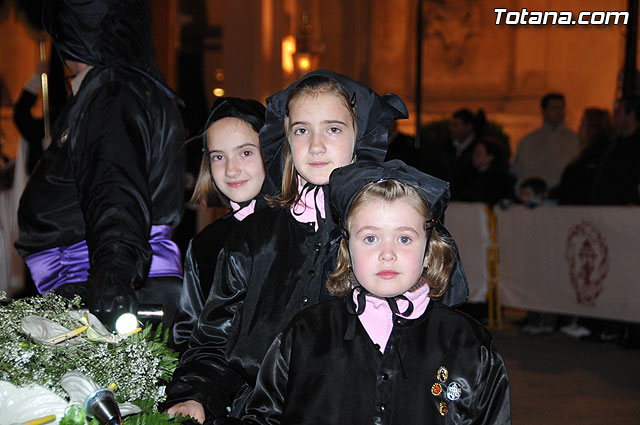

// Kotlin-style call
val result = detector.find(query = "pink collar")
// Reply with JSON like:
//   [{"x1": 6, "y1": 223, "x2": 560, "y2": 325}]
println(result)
[
  {"x1": 290, "y1": 177, "x2": 325, "y2": 231},
  {"x1": 230, "y1": 199, "x2": 256, "y2": 221},
  {"x1": 355, "y1": 283, "x2": 430, "y2": 353}
]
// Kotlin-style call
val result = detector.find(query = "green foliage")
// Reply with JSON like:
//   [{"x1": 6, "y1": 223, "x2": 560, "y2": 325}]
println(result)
[
  {"x1": 123, "y1": 411, "x2": 185, "y2": 425},
  {"x1": 59, "y1": 404, "x2": 182, "y2": 425}
]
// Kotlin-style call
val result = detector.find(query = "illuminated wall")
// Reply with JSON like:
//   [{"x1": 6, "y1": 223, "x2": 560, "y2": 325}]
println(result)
[{"x1": 0, "y1": 0, "x2": 633, "y2": 158}]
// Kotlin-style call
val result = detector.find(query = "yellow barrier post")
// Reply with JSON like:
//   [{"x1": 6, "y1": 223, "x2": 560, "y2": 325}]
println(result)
[{"x1": 485, "y1": 206, "x2": 503, "y2": 329}]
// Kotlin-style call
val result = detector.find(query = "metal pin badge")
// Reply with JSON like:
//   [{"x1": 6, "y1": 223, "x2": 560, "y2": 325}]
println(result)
[
  {"x1": 437, "y1": 366, "x2": 448, "y2": 382},
  {"x1": 439, "y1": 401, "x2": 448, "y2": 416},
  {"x1": 446, "y1": 381, "x2": 462, "y2": 401},
  {"x1": 431, "y1": 382, "x2": 443, "y2": 396}
]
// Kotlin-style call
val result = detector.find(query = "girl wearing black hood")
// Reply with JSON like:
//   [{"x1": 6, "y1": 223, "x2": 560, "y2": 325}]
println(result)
[
  {"x1": 164, "y1": 70, "x2": 408, "y2": 423},
  {"x1": 171, "y1": 97, "x2": 267, "y2": 353}
]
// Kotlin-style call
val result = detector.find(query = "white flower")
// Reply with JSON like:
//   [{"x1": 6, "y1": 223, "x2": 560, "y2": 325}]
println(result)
[
  {"x1": 60, "y1": 371, "x2": 141, "y2": 417},
  {"x1": 0, "y1": 381, "x2": 66, "y2": 425}
]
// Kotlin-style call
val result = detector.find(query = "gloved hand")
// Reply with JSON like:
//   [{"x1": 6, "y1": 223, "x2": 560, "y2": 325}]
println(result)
[{"x1": 86, "y1": 275, "x2": 139, "y2": 331}]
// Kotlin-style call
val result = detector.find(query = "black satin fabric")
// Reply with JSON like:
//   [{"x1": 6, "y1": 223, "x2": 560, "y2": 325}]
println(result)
[
  {"x1": 15, "y1": 66, "x2": 185, "y2": 289},
  {"x1": 172, "y1": 214, "x2": 238, "y2": 353},
  {"x1": 163, "y1": 207, "x2": 337, "y2": 420},
  {"x1": 235, "y1": 299, "x2": 511, "y2": 425}
]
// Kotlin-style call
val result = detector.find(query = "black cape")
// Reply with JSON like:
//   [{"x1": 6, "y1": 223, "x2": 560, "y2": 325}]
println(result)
[
  {"x1": 172, "y1": 213, "x2": 239, "y2": 353},
  {"x1": 236, "y1": 299, "x2": 511, "y2": 424}
]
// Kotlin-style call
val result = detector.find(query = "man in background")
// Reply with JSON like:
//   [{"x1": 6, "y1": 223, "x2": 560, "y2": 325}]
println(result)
[{"x1": 511, "y1": 93, "x2": 580, "y2": 191}]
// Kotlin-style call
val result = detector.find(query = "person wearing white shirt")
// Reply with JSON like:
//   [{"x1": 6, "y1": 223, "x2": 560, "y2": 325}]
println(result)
[{"x1": 511, "y1": 93, "x2": 580, "y2": 190}]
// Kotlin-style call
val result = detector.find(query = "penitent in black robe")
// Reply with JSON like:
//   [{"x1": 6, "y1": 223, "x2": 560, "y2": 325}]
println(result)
[{"x1": 16, "y1": 1, "x2": 185, "y2": 311}]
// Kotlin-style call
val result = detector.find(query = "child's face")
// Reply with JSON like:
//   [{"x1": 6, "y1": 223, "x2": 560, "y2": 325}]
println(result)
[
  {"x1": 207, "y1": 117, "x2": 265, "y2": 203},
  {"x1": 519, "y1": 187, "x2": 535, "y2": 203},
  {"x1": 348, "y1": 198, "x2": 428, "y2": 298},
  {"x1": 472, "y1": 143, "x2": 493, "y2": 172},
  {"x1": 288, "y1": 92, "x2": 355, "y2": 185}
]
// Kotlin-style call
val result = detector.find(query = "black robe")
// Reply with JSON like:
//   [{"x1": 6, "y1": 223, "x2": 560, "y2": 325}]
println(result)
[
  {"x1": 172, "y1": 213, "x2": 238, "y2": 353},
  {"x1": 163, "y1": 206, "x2": 336, "y2": 419},
  {"x1": 234, "y1": 298, "x2": 511, "y2": 425}
]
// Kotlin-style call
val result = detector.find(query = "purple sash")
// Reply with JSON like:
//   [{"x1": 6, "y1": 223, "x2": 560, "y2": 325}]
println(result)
[{"x1": 25, "y1": 225, "x2": 183, "y2": 294}]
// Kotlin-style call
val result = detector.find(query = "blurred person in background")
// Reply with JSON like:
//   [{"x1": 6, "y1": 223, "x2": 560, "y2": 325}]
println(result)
[
  {"x1": 554, "y1": 108, "x2": 614, "y2": 205},
  {"x1": 512, "y1": 93, "x2": 580, "y2": 191}
]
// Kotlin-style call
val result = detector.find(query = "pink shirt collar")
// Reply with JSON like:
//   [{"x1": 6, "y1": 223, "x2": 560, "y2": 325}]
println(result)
[
  {"x1": 290, "y1": 177, "x2": 326, "y2": 231},
  {"x1": 355, "y1": 283, "x2": 430, "y2": 353},
  {"x1": 230, "y1": 199, "x2": 256, "y2": 221}
]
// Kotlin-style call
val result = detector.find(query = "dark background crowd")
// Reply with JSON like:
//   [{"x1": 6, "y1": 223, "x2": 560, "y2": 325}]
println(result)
[{"x1": 387, "y1": 92, "x2": 640, "y2": 210}]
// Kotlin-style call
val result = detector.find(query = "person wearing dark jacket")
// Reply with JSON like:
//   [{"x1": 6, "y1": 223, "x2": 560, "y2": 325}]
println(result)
[
  {"x1": 554, "y1": 108, "x2": 614, "y2": 205},
  {"x1": 426, "y1": 108, "x2": 485, "y2": 191},
  {"x1": 15, "y1": 0, "x2": 185, "y2": 330},
  {"x1": 590, "y1": 98, "x2": 640, "y2": 205},
  {"x1": 172, "y1": 97, "x2": 267, "y2": 353},
  {"x1": 218, "y1": 160, "x2": 509, "y2": 425},
  {"x1": 455, "y1": 136, "x2": 516, "y2": 206},
  {"x1": 163, "y1": 70, "x2": 420, "y2": 424}
]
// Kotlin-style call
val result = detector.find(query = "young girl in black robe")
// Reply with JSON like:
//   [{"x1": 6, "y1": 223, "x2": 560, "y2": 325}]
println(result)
[
  {"x1": 164, "y1": 70, "x2": 410, "y2": 423},
  {"x1": 171, "y1": 97, "x2": 266, "y2": 353},
  {"x1": 228, "y1": 160, "x2": 511, "y2": 425}
]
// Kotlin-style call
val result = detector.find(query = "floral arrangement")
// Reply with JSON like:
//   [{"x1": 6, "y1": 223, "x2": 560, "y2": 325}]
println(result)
[{"x1": 0, "y1": 292, "x2": 185, "y2": 424}]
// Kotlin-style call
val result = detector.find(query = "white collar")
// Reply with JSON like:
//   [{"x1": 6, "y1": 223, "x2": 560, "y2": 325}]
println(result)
[{"x1": 71, "y1": 65, "x2": 94, "y2": 95}]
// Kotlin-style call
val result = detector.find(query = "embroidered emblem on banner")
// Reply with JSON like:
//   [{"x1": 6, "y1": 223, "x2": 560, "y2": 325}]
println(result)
[
  {"x1": 446, "y1": 381, "x2": 462, "y2": 401},
  {"x1": 565, "y1": 220, "x2": 609, "y2": 306},
  {"x1": 431, "y1": 382, "x2": 443, "y2": 396}
]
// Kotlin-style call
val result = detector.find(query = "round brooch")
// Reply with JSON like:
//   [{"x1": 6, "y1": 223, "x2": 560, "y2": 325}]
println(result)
[
  {"x1": 446, "y1": 381, "x2": 462, "y2": 401},
  {"x1": 431, "y1": 382, "x2": 443, "y2": 396}
]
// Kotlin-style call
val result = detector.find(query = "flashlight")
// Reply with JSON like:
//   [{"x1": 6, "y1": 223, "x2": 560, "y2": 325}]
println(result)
[{"x1": 113, "y1": 304, "x2": 164, "y2": 335}]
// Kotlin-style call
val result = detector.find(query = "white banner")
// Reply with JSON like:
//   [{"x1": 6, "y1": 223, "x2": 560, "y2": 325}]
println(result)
[
  {"x1": 445, "y1": 202, "x2": 489, "y2": 303},
  {"x1": 496, "y1": 205, "x2": 640, "y2": 322}
]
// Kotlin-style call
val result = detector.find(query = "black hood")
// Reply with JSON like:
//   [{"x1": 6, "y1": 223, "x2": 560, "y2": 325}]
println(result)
[
  {"x1": 43, "y1": 0, "x2": 176, "y2": 98},
  {"x1": 329, "y1": 160, "x2": 469, "y2": 307},
  {"x1": 330, "y1": 160, "x2": 450, "y2": 226},
  {"x1": 203, "y1": 97, "x2": 266, "y2": 143},
  {"x1": 259, "y1": 69, "x2": 408, "y2": 197}
]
